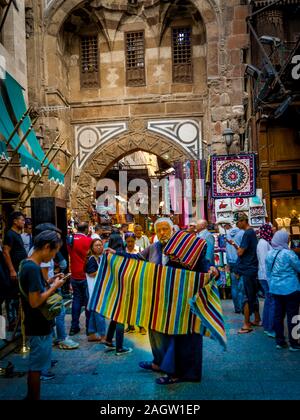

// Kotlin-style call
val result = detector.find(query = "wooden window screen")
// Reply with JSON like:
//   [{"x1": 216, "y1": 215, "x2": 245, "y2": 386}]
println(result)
[
  {"x1": 172, "y1": 27, "x2": 193, "y2": 83},
  {"x1": 125, "y1": 31, "x2": 145, "y2": 86},
  {"x1": 80, "y1": 35, "x2": 99, "y2": 88}
]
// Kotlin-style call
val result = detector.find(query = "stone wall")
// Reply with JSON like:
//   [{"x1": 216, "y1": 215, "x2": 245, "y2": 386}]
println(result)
[
  {"x1": 0, "y1": 1, "x2": 28, "y2": 210},
  {"x1": 26, "y1": 0, "x2": 250, "y2": 215}
]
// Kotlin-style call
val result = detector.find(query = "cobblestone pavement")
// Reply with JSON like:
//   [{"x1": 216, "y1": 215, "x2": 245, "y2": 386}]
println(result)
[{"x1": 0, "y1": 300, "x2": 299, "y2": 400}]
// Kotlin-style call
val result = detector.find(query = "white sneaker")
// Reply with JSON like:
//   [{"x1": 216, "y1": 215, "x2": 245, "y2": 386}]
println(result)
[
  {"x1": 58, "y1": 338, "x2": 79, "y2": 350},
  {"x1": 116, "y1": 347, "x2": 133, "y2": 356}
]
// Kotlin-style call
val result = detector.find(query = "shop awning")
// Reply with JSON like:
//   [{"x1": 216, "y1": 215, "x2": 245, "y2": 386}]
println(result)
[
  {"x1": 0, "y1": 93, "x2": 41, "y2": 174},
  {"x1": 3, "y1": 72, "x2": 64, "y2": 185}
]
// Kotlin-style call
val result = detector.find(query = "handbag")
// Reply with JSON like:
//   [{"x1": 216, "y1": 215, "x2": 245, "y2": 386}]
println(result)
[
  {"x1": 18, "y1": 261, "x2": 63, "y2": 321},
  {"x1": 37, "y1": 292, "x2": 63, "y2": 321}
]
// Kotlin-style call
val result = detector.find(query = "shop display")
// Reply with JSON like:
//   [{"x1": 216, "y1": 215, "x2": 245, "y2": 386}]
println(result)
[
  {"x1": 214, "y1": 189, "x2": 266, "y2": 227},
  {"x1": 231, "y1": 197, "x2": 249, "y2": 212}
]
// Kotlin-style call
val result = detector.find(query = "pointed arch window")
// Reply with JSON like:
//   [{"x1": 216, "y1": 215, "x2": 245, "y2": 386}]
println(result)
[{"x1": 172, "y1": 27, "x2": 193, "y2": 83}]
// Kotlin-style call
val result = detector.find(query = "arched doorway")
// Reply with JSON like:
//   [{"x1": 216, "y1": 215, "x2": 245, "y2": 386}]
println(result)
[{"x1": 72, "y1": 130, "x2": 195, "y2": 220}]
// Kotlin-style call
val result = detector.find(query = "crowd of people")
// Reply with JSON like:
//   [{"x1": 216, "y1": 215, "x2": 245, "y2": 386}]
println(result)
[
  {"x1": 224, "y1": 214, "x2": 300, "y2": 350},
  {"x1": 0, "y1": 211, "x2": 299, "y2": 400}
]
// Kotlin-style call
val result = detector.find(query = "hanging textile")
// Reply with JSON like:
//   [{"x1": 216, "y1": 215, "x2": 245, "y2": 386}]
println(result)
[
  {"x1": 211, "y1": 154, "x2": 256, "y2": 199},
  {"x1": 4, "y1": 73, "x2": 64, "y2": 185},
  {"x1": 189, "y1": 280, "x2": 227, "y2": 349},
  {"x1": 195, "y1": 159, "x2": 206, "y2": 220},
  {"x1": 89, "y1": 254, "x2": 227, "y2": 348},
  {"x1": 173, "y1": 161, "x2": 185, "y2": 227},
  {"x1": 183, "y1": 160, "x2": 192, "y2": 226},
  {"x1": 164, "y1": 231, "x2": 207, "y2": 270}
]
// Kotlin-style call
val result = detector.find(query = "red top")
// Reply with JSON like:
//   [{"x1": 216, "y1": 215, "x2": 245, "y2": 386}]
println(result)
[{"x1": 68, "y1": 233, "x2": 92, "y2": 280}]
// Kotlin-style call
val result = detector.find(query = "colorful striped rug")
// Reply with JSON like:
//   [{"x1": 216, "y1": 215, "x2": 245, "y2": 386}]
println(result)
[
  {"x1": 89, "y1": 254, "x2": 226, "y2": 348},
  {"x1": 164, "y1": 231, "x2": 207, "y2": 270}
]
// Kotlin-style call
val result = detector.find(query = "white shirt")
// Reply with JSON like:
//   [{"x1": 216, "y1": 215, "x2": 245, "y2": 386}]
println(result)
[
  {"x1": 28, "y1": 247, "x2": 55, "y2": 279},
  {"x1": 86, "y1": 255, "x2": 102, "y2": 304},
  {"x1": 257, "y1": 238, "x2": 272, "y2": 281},
  {"x1": 135, "y1": 236, "x2": 150, "y2": 251},
  {"x1": 91, "y1": 233, "x2": 101, "y2": 240},
  {"x1": 21, "y1": 233, "x2": 32, "y2": 255},
  {"x1": 126, "y1": 246, "x2": 140, "y2": 254}
]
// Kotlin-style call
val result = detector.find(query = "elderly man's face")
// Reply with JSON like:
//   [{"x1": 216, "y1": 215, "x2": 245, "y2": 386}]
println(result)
[
  {"x1": 197, "y1": 221, "x2": 207, "y2": 232},
  {"x1": 156, "y1": 222, "x2": 172, "y2": 244}
]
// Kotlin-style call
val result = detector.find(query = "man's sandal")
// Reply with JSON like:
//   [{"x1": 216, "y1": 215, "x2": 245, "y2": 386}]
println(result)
[
  {"x1": 155, "y1": 376, "x2": 181, "y2": 385},
  {"x1": 250, "y1": 322, "x2": 263, "y2": 327},
  {"x1": 238, "y1": 328, "x2": 253, "y2": 334},
  {"x1": 139, "y1": 361, "x2": 161, "y2": 372}
]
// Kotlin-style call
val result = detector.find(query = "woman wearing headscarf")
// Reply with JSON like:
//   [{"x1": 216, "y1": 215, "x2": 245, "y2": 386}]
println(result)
[
  {"x1": 266, "y1": 230, "x2": 300, "y2": 351},
  {"x1": 257, "y1": 224, "x2": 275, "y2": 337}
]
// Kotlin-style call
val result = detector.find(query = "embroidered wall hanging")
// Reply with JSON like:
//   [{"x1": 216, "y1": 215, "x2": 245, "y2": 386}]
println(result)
[{"x1": 211, "y1": 154, "x2": 256, "y2": 198}]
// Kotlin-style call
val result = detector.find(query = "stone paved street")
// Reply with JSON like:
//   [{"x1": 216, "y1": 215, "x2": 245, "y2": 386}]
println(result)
[{"x1": 0, "y1": 300, "x2": 299, "y2": 401}]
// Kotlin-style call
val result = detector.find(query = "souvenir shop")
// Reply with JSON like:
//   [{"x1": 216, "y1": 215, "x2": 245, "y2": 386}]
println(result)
[{"x1": 208, "y1": 153, "x2": 268, "y2": 294}]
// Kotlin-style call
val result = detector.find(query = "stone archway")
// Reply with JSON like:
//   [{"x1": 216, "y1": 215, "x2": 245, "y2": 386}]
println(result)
[{"x1": 72, "y1": 128, "x2": 194, "y2": 216}]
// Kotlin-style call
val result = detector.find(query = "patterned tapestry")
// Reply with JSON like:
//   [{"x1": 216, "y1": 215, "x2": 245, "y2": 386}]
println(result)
[
  {"x1": 89, "y1": 254, "x2": 227, "y2": 348},
  {"x1": 211, "y1": 154, "x2": 256, "y2": 199}
]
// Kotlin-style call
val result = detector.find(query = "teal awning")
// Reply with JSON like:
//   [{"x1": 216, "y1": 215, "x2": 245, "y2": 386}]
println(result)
[
  {"x1": 0, "y1": 137, "x2": 9, "y2": 161},
  {"x1": 3, "y1": 72, "x2": 65, "y2": 186},
  {"x1": 0, "y1": 94, "x2": 41, "y2": 174}
]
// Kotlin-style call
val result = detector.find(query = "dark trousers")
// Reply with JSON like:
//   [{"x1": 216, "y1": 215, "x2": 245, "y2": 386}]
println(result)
[
  {"x1": 149, "y1": 330, "x2": 203, "y2": 381},
  {"x1": 71, "y1": 279, "x2": 90, "y2": 333},
  {"x1": 106, "y1": 321, "x2": 124, "y2": 351},
  {"x1": 0, "y1": 298, "x2": 19, "y2": 325},
  {"x1": 273, "y1": 292, "x2": 300, "y2": 347}
]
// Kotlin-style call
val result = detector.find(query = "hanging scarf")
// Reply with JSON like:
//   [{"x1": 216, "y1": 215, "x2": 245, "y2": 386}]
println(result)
[
  {"x1": 271, "y1": 230, "x2": 289, "y2": 250},
  {"x1": 259, "y1": 224, "x2": 273, "y2": 243}
]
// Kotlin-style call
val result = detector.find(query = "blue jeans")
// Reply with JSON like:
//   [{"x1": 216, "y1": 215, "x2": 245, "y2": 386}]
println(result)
[
  {"x1": 259, "y1": 280, "x2": 275, "y2": 333},
  {"x1": 106, "y1": 321, "x2": 124, "y2": 351},
  {"x1": 71, "y1": 279, "x2": 90, "y2": 333},
  {"x1": 239, "y1": 274, "x2": 259, "y2": 315},
  {"x1": 55, "y1": 304, "x2": 67, "y2": 342},
  {"x1": 229, "y1": 264, "x2": 241, "y2": 313},
  {"x1": 29, "y1": 335, "x2": 52, "y2": 372},
  {"x1": 88, "y1": 312, "x2": 106, "y2": 336}
]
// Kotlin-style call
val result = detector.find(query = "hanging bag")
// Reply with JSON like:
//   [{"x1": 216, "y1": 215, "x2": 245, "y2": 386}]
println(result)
[{"x1": 18, "y1": 261, "x2": 63, "y2": 321}]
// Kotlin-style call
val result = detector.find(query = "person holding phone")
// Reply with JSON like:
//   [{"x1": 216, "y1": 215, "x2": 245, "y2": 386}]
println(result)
[
  {"x1": 224, "y1": 222, "x2": 244, "y2": 314},
  {"x1": 19, "y1": 231, "x2": 66, "y2": 400},
  {"x1": 230, "y1": 214, "x2": 260, "y2": 334}
]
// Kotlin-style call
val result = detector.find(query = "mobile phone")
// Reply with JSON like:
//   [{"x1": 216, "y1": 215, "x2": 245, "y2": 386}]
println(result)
[{"x1": 60, "y1": 273, "x2": 71, "y2": 283}]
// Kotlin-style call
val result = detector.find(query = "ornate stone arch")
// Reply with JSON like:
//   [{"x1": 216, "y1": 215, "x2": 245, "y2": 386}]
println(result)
[{"x1": 72, "y1": 128, "x2": 194, "y2": 216}]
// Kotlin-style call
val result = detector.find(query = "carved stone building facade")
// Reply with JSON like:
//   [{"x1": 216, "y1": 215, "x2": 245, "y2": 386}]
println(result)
[
  {"x1": 0, "y1": 0, "x2": 28, "y2": 225},
  {"x1": 25, "y1": 0, "x2": 250, "y2": 217}
]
